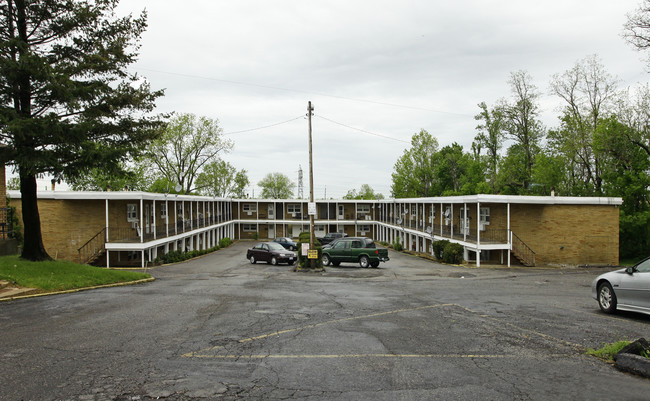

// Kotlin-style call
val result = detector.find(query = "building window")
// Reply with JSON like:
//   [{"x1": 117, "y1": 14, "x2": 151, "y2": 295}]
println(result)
[
  {"x1": 127, "y1": 204, "x2": 138, "y2": 222},
  {"x1": 356, "y1": 204, "x2": 370, "y2": 214},
  {"x1": 160, "y1": 204, "x2": 167, "y2": 219},
  {"x1": 287, "y1": 204, "x2": 301, "y2": 213},
  {"x1": 243, "y1": 203, "x2": 257, "y2": 213},
  {"x1": 480, "y1": 207, "x2": 490, "y2": 230},
  {"x1": 243, "y1": 223, "x2": 257, "y2": 232},
  {"x1": 358, "y1": 225, "x2": 370, "y2": 232},
  {"x1": 444, "y1": 206, "x2": 451, "y2": 226}
]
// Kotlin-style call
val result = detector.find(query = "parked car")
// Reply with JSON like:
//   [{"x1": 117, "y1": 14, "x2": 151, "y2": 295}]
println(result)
[
  {"x1": 318, "y1": 232, "x2": 348, "y2": 245},
  {"x1": 321, "y1": 237, "x2": 389, "y2": 268},
  {"x1": 247, "y1": 242, "x2": 296, "y2": 265},
  {"x1": 592, "y1": 256, "x2": 650, "y2": 315},
  {"x1": 272, "y1": 237, "x2": 297, "y2": 251}
]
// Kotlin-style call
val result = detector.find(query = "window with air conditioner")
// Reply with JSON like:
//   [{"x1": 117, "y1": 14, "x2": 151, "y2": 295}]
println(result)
[
  {"x1": 480, "y1": 207, "x2": 490, "y2": 231},
  {"x1": 444, "y1": 207, "x2": 451, "y2": 226}
]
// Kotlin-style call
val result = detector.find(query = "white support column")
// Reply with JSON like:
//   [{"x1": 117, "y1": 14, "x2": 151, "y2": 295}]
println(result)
[
  {"x1": 153, "y1": 200, "x2": 157, "y2": 240},
  {"x1": 139, "y1": 198, "x2": 144, "y2": 243},
  {"x1": 507, "y1": 203, "x2": 511, "y2": 267},
  {"x1": 107, "y1": 250, "x2": 110, "y2": 269},
  {"x1": 477, "y1": 202, "x2": 481, "y2": 267},
  {"x1": 141, "y1": 250, "x2": 145, "y2": 268},
  {"x1": 105, "y1": 199, "x2": 109, "y2": 242},
  {"x1": 463, "y1": 203, "x2": 467, "y2": 242}
]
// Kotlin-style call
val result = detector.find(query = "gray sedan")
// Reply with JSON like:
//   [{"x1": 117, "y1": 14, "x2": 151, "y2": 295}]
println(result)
[{"x1": 592, "y1": 256, "x2": 650, "y2": 315}]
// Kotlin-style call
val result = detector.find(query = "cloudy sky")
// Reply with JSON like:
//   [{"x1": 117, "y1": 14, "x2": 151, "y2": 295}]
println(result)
[{"x1": 104, "y1": 0, "x2": 650, "y2": 199}]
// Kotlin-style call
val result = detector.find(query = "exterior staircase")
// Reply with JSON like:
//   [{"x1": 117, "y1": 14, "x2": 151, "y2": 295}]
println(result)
[
  {"x1": 510, "y1": 231, "x2": 536, "y2": 266},
  {"x1": 78, "y1": 228, "x2": 107, "y2": 265}
]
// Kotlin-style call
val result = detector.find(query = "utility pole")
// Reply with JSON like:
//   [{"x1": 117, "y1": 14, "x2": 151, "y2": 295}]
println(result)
[{"x1": 308, "y1": 101, "x2": 316, "y2": 269}]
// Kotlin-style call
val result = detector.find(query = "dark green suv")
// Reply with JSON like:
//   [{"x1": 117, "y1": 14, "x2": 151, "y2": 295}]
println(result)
[{"x1": 321, "y1": 237, "x2": 389, "y2": 268}]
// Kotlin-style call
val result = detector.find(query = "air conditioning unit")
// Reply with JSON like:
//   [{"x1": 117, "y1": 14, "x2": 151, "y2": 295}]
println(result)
[
  {"x1": 365, "y1": 215, "x2": 370, "y2": 220},
  {"x1": 131, "y1": 221, "x2": 138, "y2": 229},
  {"x1": 291, "y1": 213, "x2": 296, "y2": 217},
  {"x1": 247, "y1": 211, "x2": 252, "y2": 216}
]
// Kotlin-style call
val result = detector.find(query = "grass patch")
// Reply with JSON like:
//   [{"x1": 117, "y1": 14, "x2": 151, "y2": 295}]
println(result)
[
  {"x1": 587, "y1": 341, "x2": 631, "y2": 361},
  {"x1": 0, "y1": 255, "x2": 150, "y2": 292}
]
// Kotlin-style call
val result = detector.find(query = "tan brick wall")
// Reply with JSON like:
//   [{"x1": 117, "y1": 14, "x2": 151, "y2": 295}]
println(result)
[
  {"x1": 510, "y1": 204, "x2": 619, "y2": 265},
  {"x1": 10, "y1": 198, "x2": 105, "y2": 262}
]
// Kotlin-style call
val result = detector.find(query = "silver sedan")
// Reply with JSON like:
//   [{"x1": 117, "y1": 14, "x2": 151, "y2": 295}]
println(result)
[{"x1": 592, "y1": 256, "x2": 650, "y2": 315}]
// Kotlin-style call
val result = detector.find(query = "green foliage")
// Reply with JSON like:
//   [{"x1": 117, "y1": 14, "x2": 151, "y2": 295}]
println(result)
[
  {"x1": 587, "y1": 341, "x2": 632, "y2": 362},
  {"x1": 258, "y1": 172, "x2": 296, "y2": 199},
  {"x1": 219, "y1": 237, "x2": 233, "y2": 248},
  {"x1": 196, "y1": 160, "x2": 249, "y2": 198},
  {"x1": 442, "y1": 242, "x2": 464, "y2": 264},
  {"x1": 432, "y1": 240, "x2": 448, "y2": 261},
  {"x1": 144, "y1": 113, "x2": 234, "y2": 195},
  {"x1": 392, "y1": 236, "x2": 403, "y2": 252},
  {"x1": 155, "y1": 241, "x2": 230, "y2": 265},
  {"x1": 296, "y1": 231, "x2": 323, "y2": 269},
  {"x1": 0, "y1": 256, "x2": 149, "y2": 292},
  {"x1": 619, "y1": 210, "x2": 650, "y2": 259},
  {"x1": 343, "y1": 184, "x2": 384, "y2": 200}
]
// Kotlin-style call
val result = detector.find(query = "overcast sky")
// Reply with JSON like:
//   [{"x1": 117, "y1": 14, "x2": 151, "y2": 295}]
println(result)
[{"x1": 102, "y1": 0, "x2": 648, "y2": 199}]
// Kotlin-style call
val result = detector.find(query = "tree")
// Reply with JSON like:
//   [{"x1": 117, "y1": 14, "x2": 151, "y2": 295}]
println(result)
[
  {"x1": 549, "y1": 55, "x2": 618, "y2": 194},
  {"x1": 258, "y1": 172, "x2": 295, "y2": 199},
  {"x1": 474, "y1": 101, "x2": 505, "y2": 192},
  {"x1": 0, "y1": 0, "x2": 163, "y2": 260},
  {"x1": 144, "y1": 113, "x2": 232, "y2": 194},
  {"x1": 624, "y1": 0, "x2": 650, "y2": 60},
  {"x1": 391, "y1": 129, "x2": 439, "y2": 198},
  {"x1": 67, "y1": 160, "x2": 148, "y2": 191},
  {"x1": 343, "y1": 184, "x2": 384, "y2": 200},
  {"x1": 195, "y1": 160, "x2": 249, "y2": 198},
  {"x1": 501, "y1": 70, "x2": 544, "y2": 190}
]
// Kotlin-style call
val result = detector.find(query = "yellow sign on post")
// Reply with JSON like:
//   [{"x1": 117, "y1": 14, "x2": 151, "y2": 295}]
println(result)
[{"x1": 307, "y1": 250, "x2": 319, "y2": 259}]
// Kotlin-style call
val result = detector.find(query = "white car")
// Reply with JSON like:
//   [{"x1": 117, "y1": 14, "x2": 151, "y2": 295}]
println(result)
[{"x1": 592, "y1": 256, "x2": 650, "y2": 315}]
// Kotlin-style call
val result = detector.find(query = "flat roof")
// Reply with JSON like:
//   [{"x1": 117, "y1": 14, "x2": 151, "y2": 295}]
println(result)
[{"x1": 7, "y1": 190, "x2": 623, "y2": 206}]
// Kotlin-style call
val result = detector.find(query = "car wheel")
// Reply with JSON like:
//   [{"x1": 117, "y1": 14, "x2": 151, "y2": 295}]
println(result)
[
  {"x1": 322, "y1": 254, "x2": 331, "y2": 266},
  {"x1": 271, "y1": 257, "x2": 278, "y2": 266},
  {"x1": 370, "y1": 261, "x2": 380, "y2": 268},
  {"x1": 249, "y1": 255, "x2": 256, "y2": 264},
  {"x1": 598, "y1": 282, "x2": 617, "y2": 314},
  {"x1": 359, "y1": 256, "x2": 370, "y2": 268}
]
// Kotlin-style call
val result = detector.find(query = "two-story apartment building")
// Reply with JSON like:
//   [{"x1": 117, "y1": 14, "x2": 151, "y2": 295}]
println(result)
[{"x1": 8, "y1": 191, "x2": 622, "y2": 268}]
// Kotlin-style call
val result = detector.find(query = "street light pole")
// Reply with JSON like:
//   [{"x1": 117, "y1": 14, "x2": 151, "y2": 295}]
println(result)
[{"x1": 308, "y1": 101, "x2": 315, "y2": 268}]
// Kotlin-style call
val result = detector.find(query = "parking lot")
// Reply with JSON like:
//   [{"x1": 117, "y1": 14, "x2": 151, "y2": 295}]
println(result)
[{"x1": 1, "y1": 241, "x2": 650, "y2": 400}]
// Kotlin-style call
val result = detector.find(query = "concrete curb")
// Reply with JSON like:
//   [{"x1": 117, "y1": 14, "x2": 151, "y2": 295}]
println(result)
[
  {"x1": 615, "y1": 353, "x2": 650, "y2": 378},
  {"x1": 0, "y1": 277, "x2": 155, "y2": 302}
]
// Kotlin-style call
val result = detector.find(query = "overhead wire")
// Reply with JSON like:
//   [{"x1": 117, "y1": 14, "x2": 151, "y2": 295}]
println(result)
[
  {"x1": 315, "y1": 115, "x2": 411, "y2": 144},
  {"x1": 223, "y1": 115, "x2": 304, "y2": 136},
  {"x1": 136, "y1": 67, "x2": 472, "y2": 116}
]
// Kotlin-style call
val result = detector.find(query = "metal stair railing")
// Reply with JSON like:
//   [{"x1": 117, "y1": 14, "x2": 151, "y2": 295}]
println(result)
[
  {"x1": 78, "y1": 227, "x2": 107, "y2": 265},
  {"x1": 510, "y1": 231, "x2": 535, "y2": 266}
]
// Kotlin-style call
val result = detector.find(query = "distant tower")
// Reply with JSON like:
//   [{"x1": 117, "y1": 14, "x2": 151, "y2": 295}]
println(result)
[{"x1": 298, "y1": 165, "x2": 304, "y2": 199}]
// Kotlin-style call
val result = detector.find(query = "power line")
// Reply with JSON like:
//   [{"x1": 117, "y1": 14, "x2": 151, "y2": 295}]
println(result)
[
  {"x1": 136, "y1": 67, "x2": 472, "y2": 116},
  {"x1": 315, "y1": 115, "x2": 411, "y2": 144},
  {"x1": 223, "y1": 115, "x2": 304, "y2": 136}
]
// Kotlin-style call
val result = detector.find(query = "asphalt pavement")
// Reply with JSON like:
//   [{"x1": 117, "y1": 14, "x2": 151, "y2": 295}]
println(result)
[{"x1": 1, "y1": 241, "x2": 649, "y2": 400}]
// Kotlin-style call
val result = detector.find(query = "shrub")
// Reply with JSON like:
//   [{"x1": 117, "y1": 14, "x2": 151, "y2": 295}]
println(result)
[
  {"x1": 432, "y1": 240, "x2": 448, "y2": 261},
  {"x1": 442, "y1": 242, "x2": 464, "y2": 264},
  {"x1": 296, "y1": 231, "x2": 323, "y2": 269},
  {"x1": 392, "y1": 236, "x2": 403, "y2": 251},
  {"x1": 219, "y1": 237, "x2": 232, "y2": 248}
]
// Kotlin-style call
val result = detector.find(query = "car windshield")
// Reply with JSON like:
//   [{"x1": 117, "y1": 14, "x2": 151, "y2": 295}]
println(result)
[{"x1": 267, "y1": 242, "x2": 286, "y2": 251}]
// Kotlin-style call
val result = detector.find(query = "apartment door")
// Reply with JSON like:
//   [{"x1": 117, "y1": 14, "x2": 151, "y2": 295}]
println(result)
[
  {"x1": 145, "y1": 204, "x2": 151, "y2": 234},
  {"x1": 268, "y1": 204, "x2": 275, "y2": 220},
  {"x1": 460, "y1": 207, "x2": 469, "y2": 235},
  {"x1": 338, "y1": 205, "x2": 344, "y2": 220}
]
